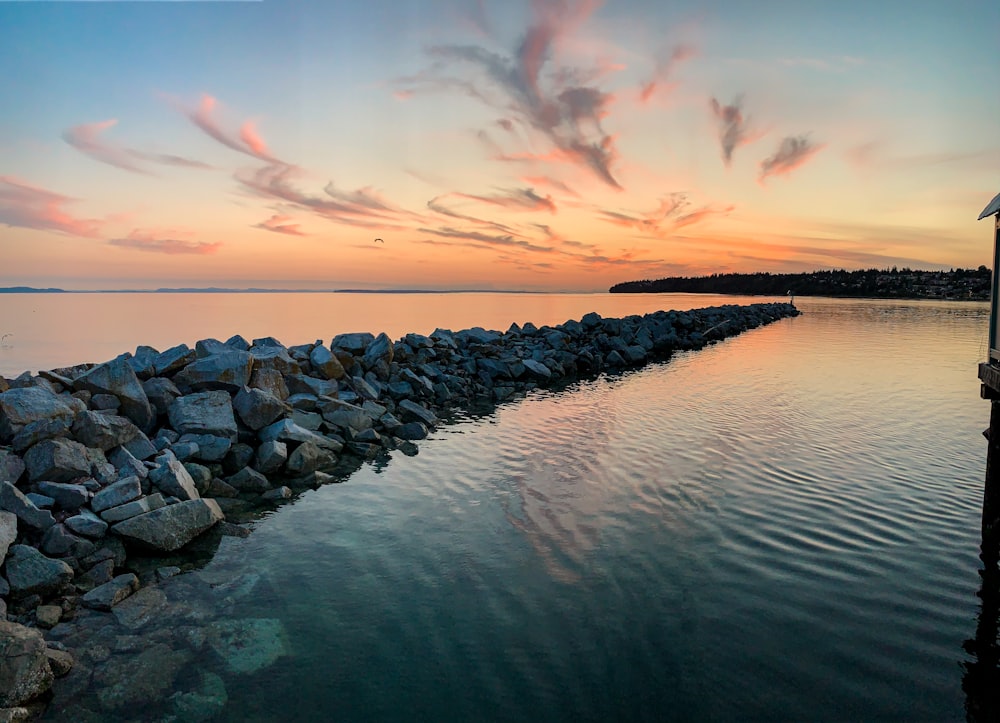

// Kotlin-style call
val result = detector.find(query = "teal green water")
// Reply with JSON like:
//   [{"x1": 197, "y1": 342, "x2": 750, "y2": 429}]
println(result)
[{"x1": 38, "y1": 296, "x2": 994, "y2": 721}]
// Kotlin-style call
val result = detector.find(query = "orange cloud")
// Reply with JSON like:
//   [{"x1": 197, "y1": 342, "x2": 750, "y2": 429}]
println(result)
[
  {"x1": 187, "y1": 94, "x2": 284, "y2": 164},
  {"x1": 64, "y1": 118, "x2": 212, "y2": 174},
  {"x1": 0, "y1": 176, "x2": 103, "y2": 237},
  {"x1": 254, "y1": 214, "x2": 308, "y2": 236},
  {"x1": 639, "y1": 45, "x2": 696, "y2": 103}
]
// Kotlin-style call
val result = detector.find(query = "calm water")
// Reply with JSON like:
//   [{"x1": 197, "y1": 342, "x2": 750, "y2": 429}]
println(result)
[{"x1": 16, "y1": 294, "x2": 994, "y2": 721}]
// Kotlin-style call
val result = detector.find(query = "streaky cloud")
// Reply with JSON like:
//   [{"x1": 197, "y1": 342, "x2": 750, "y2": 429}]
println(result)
[
  {"x1": 639, "y1": 44, "x2": 696, "y2": 103},
  {"x1": 65, "y1": 118, "x2": 214, "y2": 174},
  {"x1": 254, "y1": 214, "x2": 307, "y2": 236},
  {"x1": 455, "y1": 187, "x2": 557, "y2": 213},
  {"x1": 0, "y1": 176, "x2": 102, "y2": 237},
  {"x1": 709, "y1": 95, "x2": 760, "y2": 167},
  {"x1": 109, "y1": 230, "x2": 220, "y2": 255},
  {"x1": 758, "y1": 135, "x2": 826, "y2": 183},
  {"x1": 187, "y1": 94, "x2": 285, "y2": 164}
]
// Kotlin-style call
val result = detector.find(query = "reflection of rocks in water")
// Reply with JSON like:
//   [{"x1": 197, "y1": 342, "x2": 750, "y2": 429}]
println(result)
[
  {"x1": 94, "y1": 642, "x2": 193, "y2": 710},
  {"x1": 207, "y1": 618, "x2": 290, "y2": 675},
  {"x1": 168, "y1": 671, "x2": 228, "y2": 722}
]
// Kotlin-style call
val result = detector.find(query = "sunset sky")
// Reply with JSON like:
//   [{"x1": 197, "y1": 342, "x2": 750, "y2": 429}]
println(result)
[{"x1": 1, "y1": 0, "x2": 998, "y2": 291}]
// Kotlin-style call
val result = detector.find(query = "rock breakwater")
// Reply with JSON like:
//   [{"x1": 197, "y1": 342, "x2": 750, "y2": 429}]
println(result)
[{"x1": 0, "y1": 302, "x2": 797, "y2": 718}]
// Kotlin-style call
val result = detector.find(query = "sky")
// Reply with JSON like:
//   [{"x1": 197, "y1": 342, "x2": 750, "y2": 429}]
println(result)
[{"x1": 0, "y1": 0, "x2": 998, "y2": 292}]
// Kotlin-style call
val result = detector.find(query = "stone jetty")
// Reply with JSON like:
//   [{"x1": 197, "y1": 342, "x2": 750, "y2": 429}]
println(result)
[{"x1": 0, "y1": 302, "x2": 797, "y2": 717}]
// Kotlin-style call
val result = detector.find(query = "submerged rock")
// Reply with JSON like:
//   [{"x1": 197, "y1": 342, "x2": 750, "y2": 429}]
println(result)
[
  {"x1": 94, "y1": 642, "x2": 192, "y2": 710},
  {"x1": 207, "y1": 618, "x2": 289, "y2": 674},
  {"x1": 0, "y1": 621, "x2": 54, "y2": 707}
]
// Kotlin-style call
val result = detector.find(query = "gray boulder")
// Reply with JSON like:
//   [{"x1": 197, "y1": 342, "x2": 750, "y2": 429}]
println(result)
[
  {"x1": 0, "y1": 621, "x2": 54, "y2": 707},
  {"x1": 247, "y1": 345, "x2": 299, "y2": 375},
  {"x1": 286, "y1": 442, "x2": 335, "y2": 476},
  {"x1": 100, "y1": 493, "x2": 166, "y2": 524},
  {"x1": 40, "y1": 523, "x2": 96, "y2": 558},
  {"x1": 207, "y1": 618, "x2": 289, "y2": 674},
  {"x1": 81, "y1": 573, "x2": 140, "y2": 611},
  {"x1": 107, "y1": 446, "x2": 148, "y2": 480},
  {"x1": 232, "y1": 387, "x2": 287, "y2": 431},
  {"x1": 91, "y1": 477, "x2": 143, "y2": 513},
  {"x1": 173, "y1": 351, "x2": 253, "y2": 393},
  {"x1": 331, "y1": 332, "x2": 374, "y2": 355},
  {"x1": 0, "y1": 510, "x2": 15, "y2": 564},
  {"x1": 4, "y1": 544, "x2": 74, "y2": 597},
  {"x1": 111, "y1": 498, "x2": 224, "y2": 552},
  {"x1": 363, "y1": 332, "x2": 394, "y2": 367},
  {"x1": 0, "y1": 481, "x2": 55, "y2": 531},
  {"x1": 168, "y1": 391, "x2": 238, "y2": 442},
  {"x1": 71, "y1": 411, "x2": 140, "y2": 451},
  {"x1": 152, "y1": 344, "x2": 195, "y2": 376},
  {"x1": 72, "y1": 357, "x2": 155, "y2": 432},
  {"x1": 309, "y1": 344, "x2": 346, "y2": 380},
  {"x1": 258, "y1": 419, "x2": 343, "y2": 452},
  {"x1": 226, "y1": 466, "x2": 270, "y2": 493},
  {"x1": 10, "y1": 416, "x2": 72, "y2": 453},
  {"x1": 397, "y1": 399, "x2": 438, "y2": 427},
  {"x1": 24, "y1": 439, "x2": 104, "y2": 482},
  {"x1": 142, "y1": 376, "x2": 182, "y2": 416},
  {"x1": 249, "y1": 368, "x2": 289, "y2": 400},
  {"x1": 254, "y1": 440, "x2": 287, "y2": 475},
  {"x1": 178, "y1": 433, "x2": 231, "y2": 462},
  {"x1": 0, "y1": 386, "x2": 78, "y2": 441},
  {"x1": 395, "y1": 422, "x2": 429, "y2": 440},
  {"x1": 122, "y1": 432, "x2": 158, "y2": 461},
  {"x1": 64, "y1": 509, "x2": 108, "y2": 539},
  {"x1": 149, "y1": 451, "x2": 199, "y2": 501},
  {"x1": 320, "y1": 399, "x2": 373, "y2": 432},
  {"x1": 0, "y1": 449, "x2": 25, "y2": 483},
  {"x1": 36, "y1": 481, "x2": 88, "y2": 510}
]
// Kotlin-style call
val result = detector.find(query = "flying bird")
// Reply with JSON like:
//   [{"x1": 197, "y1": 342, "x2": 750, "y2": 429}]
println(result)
[{"x1": 374, "y1": 238, "x2": 384, "y2": 243}]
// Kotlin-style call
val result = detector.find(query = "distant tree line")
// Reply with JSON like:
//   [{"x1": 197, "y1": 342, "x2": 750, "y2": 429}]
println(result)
[{"x1": 609, "y1": 266, "x2": 992, "y2": 300}]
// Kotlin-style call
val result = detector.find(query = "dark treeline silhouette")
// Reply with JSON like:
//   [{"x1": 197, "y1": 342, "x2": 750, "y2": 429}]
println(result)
[{"x1": 609, "y1": 266, "x2": 992, "y2": 300}]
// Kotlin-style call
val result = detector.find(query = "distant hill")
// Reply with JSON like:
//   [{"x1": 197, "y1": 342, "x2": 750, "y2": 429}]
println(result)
[
  {"x1": 0, "y1": 286, "x2": 66, "y2": 293},
  {"x1": 609, "y1": 267, "x2": 991, "y2": 300}
]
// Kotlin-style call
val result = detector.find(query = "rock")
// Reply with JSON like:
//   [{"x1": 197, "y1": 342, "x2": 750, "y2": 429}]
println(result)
[
  {"x1": 142, "y1": 376, "x2": 181, "y2": 417},
  {"x1": 121, "y1": 432, "x2": 158, "y2": 461},
  {"x1": 94, "y1": 642, "x2": 191, "y2": 710},
  {"x1": 72, "y1": 358, "x2": 154, "y2": 432},
  {"x1": 232, "y1": 387, "x2": 287, "y2": 431},
  {"x1": 254, "y1": 440, "x2": 287, "y2": 475},
  {"x1": 10, "y1": 417, "x2": 72, "y2": 453},
  {"x1": 0, "y1": 482, "x2": 56, "y2": 531},
  {"x1": 397, "y1": 399, "x2": 438, "y2": 427},
  {"x1": 331, "y1": 332, "x2": 374, "y2": 355},
  {"x1": 81, "y1": 573, "x2": 140, "y2": 611},
  {"x1": 222, "y1": 443, "x2": 255, "y2": 475},
  {"x1": 152, "y1": 344, "x2": 195, "y2": 376},
  {"x1": 0, "y1": 511, "x2": 16, "y2": 563},
  {"x1": 395, "y1": 422, "x2": 429, "y2": 441},
  {"x1": 36, "y1": 481, "x2": 88, "y2": 510},
  {"x1": 261, "y1": 486, "x2": 291, "y2": 501},
  {"x1": 75, "y1": 558, "x2": 115, "y2": 591},
  {"x1": 521, "y1": 358, "x2": 552, "y2": 380},
  {"x1": 0, "y1": 387, "x2": 78, "y2": 442},
  {"x1": 23, "y1": 438, "x2": 92, "y2": 483},
  {"x1": 168, "y1": 391, "x2": 238, "y2": 442},
  {"x1": 168, "y1": 670, "x2": 228, "y2": 723},
  {"x1": 207, "y1": 618, "x2": 289, "y2": 674},
  {"x1": 0, "y1": 621, "x2": 54, "y2": 706},
  {"x1": 173, "y1": 351, "x2": 253, "y2": 393},
  {"x1": 89, "y1": 393, "x2": 121, "y2": 411},
  {"x1": 4, "y1": 545, "x2": 73, "y2": 598},
  {"x1": 226, "y1": 466, "x2": 270, "y2": 493},
  {"x1": 40, "y1": 524, "x2": 96, "y2": 558},
  {"x1": 286, "y1": 441, "x2": 335, "y2": 476},
  {"x1": 320, "y1": 400, "x2": 373, "y2": 432},
  {"x1": 99, "y1": 493, "x2": 166, "y2": 524},
  {"x1": 111, "y1": 498, "x2": 223, "y2": 552},
  {"x1": 249, "y1": 368, "x2": 289, "y2": 400},
  {"x1": 106, "y1": 446, "x2": 147, "y2": 480},
  {"x1": 183, "y1": 462, "x2": 213, "y2": 494},
  {"x1": 456, "y1": 327, "x2": 501, "y2": 345},
  {"x1": 178, "y1": 433, "x2": 231, "y2": 462},
  {"x1": 309, "y1": 344, "x2": 346, "y2": 380},
  {"x1": 0, "y1": 449, "x2": 26, "y2": 483},
  {"x1": 44, "y1": 648, "x2": 74, "y2": 678},
  {"x1": 247, "y1": 345, "x2": 299, "y2": 375},
  {"x1": 91, "y1": 477, "x2": 142, "y2": 513},
  {"x1": 363, "y1": 332, "x2": 394, "y2": 367},
  {"x1": 64, "y1": 510, "x2": 108, "y2": 539},
  {"x1": 111, "y1": 585, "x2": 167, "y2": 630},
  {"x1": 149, "y1": 451, "x2": 200, "y2": 500},
  {"x1": 71, "y1": 411, "x2": 140, "y2": 451},
  {"x1": 24, "y1": 492, "x2": 53, "y2": 510},
  {"x1": 285, "y1": 374, "x2": 338, "y2": 398},
  {"x1": 258, "y1": 419, "x2": 343, "y2": 452},
  {"x1": 34, "y1": 605, "x2": 61, "y2": 629}
]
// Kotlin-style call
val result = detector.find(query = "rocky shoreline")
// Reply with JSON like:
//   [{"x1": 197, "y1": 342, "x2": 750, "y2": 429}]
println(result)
[{"x1": 0, "y1": 302, "x2": 798, "y2": 720}]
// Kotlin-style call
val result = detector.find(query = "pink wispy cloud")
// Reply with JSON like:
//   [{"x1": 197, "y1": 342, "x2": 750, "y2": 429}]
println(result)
[
  {"x1": 639, "y1": 45, "x2": 696, "y2": 103},
  {"x1": 758, "y1": 135, "x2": 826, "y2": 183},
  {"x1": 598, "y1": 192, "x2": 733, "y2": 236},
  {"x1": 186, "y1": 94, "x2": 285, "y2": 164},
  {"x1": 400, "y1": 0, "x2": 624, "y2": 190},
  {"x1": 454, "y1": 187, "x2": 557, "y2": 213},
  {"x1": 254, "y1": 214, "x2": 308, "y2": 236},
  {"x1": 108, "y1": 229, "x2": 221, "y2": 255},
  {"x1": 64, "y1": 119, "x2": 211, "y2": 173},
  {"x1": 0, "y1": 176, "x2": 103, "y2": 237}
]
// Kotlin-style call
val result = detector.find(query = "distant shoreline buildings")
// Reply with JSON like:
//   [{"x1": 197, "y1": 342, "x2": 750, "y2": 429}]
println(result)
[{"x1": 609, "y1": 267, "x2": 992, "y2": 301}]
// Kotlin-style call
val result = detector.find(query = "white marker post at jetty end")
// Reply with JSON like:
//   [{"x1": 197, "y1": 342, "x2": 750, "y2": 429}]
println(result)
[{"x1": 976, "y1": 190, "x2": 1000, "y2": 551}]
